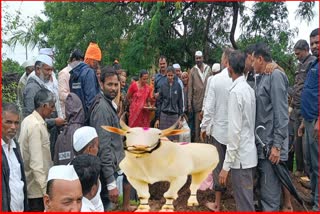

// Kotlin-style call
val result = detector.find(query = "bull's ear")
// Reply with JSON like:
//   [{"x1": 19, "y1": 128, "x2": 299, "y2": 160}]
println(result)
[
  {"x1": 161, "y1": 129, "x2": 188, "y2": 137},
  {"x1": 101, "y1": 126, "x2": 126, "y2": 135}
]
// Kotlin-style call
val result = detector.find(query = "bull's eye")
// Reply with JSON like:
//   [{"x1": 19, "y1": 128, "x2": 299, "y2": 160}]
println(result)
[
  {"x1": 158, "y1": 133, "x2": 161, "y2": 135},
  {"x1": 127, "y1": 131, "x2": 131, "y2": 134}
]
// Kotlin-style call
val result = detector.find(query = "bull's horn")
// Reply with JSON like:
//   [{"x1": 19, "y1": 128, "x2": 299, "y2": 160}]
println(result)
[
  {"x1": 120, "y1": 113, "x2": 130, "y2": 131},
  {"x1": 161, "y1": 119, "x2": 180, "y2": 136}
]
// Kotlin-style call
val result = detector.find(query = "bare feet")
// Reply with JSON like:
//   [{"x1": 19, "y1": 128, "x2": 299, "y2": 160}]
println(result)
[
  {"x1": 123, "y1": 205, "x2": 138, "y2": 212},
  {"x1": 205, "y1": 202, "x2": 220, "y2": 211},
  {"x1": 281, "y1": 206, "x2": 293, "y2": 212}
]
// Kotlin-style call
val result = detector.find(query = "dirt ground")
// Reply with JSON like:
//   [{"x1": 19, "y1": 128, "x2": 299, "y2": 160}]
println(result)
[{"x1": 143, "y1": 173, "x2": 312, "y2": 212}]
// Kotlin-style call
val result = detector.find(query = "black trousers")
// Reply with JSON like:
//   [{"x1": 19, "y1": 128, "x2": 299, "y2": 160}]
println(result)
[{"x1": 28, "y1": 198, "x2": 44, "y2": 211}]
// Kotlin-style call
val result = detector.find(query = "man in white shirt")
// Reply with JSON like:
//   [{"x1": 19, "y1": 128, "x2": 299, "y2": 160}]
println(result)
[
  {"x1": 218, "y1": 50, "x2": 257, "y2": 211},
  {"x1": 44, "y1": 165, "x2": 82, "y2": 212},
  {"x1": 71, "y1": 154, "x2": 102, "y2": 212},
  {"x1": 200, "y1": 48, "x2": 233, "y2": 211},
  {"x1": 2, "y1": 103, "x2": 27, "y2": 211},
  {"x1": 73, "y1": 126, "x2": 103, "y2": 211}
]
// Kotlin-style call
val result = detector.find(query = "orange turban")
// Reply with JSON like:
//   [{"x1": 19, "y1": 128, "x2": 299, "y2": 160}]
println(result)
[{"x1": 85, "y1": 42, "x2": 102, "y2": 61}]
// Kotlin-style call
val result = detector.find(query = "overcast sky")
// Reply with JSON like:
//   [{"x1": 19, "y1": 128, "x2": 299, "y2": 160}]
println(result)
[{"x1": 2, "y1": 1, "x2": 319, "y2": 65}]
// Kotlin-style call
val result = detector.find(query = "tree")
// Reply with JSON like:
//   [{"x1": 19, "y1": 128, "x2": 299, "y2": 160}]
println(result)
[
  {"x1": 4, "y1": 1, "x2": 315, "y2": 79},
  {"x1": 2, "y1": 6, "x2": 43, "y2": 60},
  {"x1": 1, "y1": 58, "x2": 24, "y2": 75}
]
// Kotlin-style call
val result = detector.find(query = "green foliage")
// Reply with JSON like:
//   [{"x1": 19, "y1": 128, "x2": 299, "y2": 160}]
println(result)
[
  {"x1": 2, "y1": 58, "x2": 24, "y2": 75},
  {"x1": 295, "y1": 1, "x2": 315, "y2": 23},
  {"x1": 2, "y1": 2, "x2": 316, "y2": 81},
  {"x1": 239, "y1": 2, "x2": 299, "y2": 85},
  {"x1": 2, "y1": 82, "x2": 18, "y2": 103},
  {"x1": 2, "y1": 4, "x2": 44, "y2": 60}
]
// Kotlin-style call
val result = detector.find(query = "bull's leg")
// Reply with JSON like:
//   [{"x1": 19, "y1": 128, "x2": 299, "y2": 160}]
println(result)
[
  {"x1": 126, "y1": 176, "x2": 150, "y2": 212},
  {"x1": 160, "y1": 176, "x2": 188, "y2": 212},
  {"x1": 188, "y1": 170, "x2": 212, "y2": 206}
]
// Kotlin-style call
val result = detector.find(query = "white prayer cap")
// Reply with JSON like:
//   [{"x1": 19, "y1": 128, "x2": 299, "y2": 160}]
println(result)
[
  {"x1": 47, "y1": 165, "x2": 79, "y2": 182},
  {"x1": 21, "y1": 59, "x2": 35, "y2": 68},
  {"x1": 35, "y1": 55, "x2": 53, "y2": 67},
  {"x1": 73, "y1": 126, "x2": 98, "y2": 152},
  {"x1": 173, "y1": 63, "x2": 181, "y2": 69},
  {"x1": 195, "y1": 51, "x2": 203, "y2": 57},
  {"x1": 211, "y1": 63, "x2": 221, "y2": 73},
  {"x1": 39, "y1": 48, "x2": 54, "y2": 56}
]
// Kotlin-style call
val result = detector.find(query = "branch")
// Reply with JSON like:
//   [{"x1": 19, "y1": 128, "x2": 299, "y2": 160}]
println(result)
[
  {"x1": 171, "y1": 2, "x2": 195, "y2": 24},
  {"x1": 171, "y1": 25, "x2": 183, "y2": 38},
  {"x1": 206, "y1": 36, "x2": 218, "y2": 48},
  {"x1": 230, "y1": 2, "x2": 239, "y2": 50},
  {"x1": 203, "y1": 3, "x2": 214, "y2": 59}
]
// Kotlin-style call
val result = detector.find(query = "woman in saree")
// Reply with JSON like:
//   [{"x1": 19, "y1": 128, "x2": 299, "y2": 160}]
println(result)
[{"x1": 127, "y1": 69, "x2": 151, "y2": 127}]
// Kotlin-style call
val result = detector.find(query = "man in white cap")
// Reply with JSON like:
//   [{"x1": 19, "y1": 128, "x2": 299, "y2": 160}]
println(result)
[
  {"x1": 173, "y1": 63, "x2": 185, "y2": 112},
  {"x1": 73, "y1": 126, "x2": 99, "y2": 157},
  {"x1": 17, "y1": 59, "x2": 35, "y2": 113},
  {"x1": 72, "y1": 126, "x2": 103, "y2": 211},
  {"x1": 23, "y1": 54, "x2": 54, "y2": 117},
  {"x1": 188, "y1": 50, "x2": 212, "y2": 142},
  {"x1": 22, "y1": 55, "x2": 65, "y2": 163},
  {"x1": 172, "y1": 63, "x2": 182, "y2": 79},
  {"x1": 44, "y1": 165, "x2": 82, "y2": 212},
  {"x1": 38, "y1": 48, "x2": 63, "y2": 119}
]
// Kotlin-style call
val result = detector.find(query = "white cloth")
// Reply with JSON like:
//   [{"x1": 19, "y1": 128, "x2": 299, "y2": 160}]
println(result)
[
  {"x1": 178, "y1": 119, "x2": 191, "y2": 142},
  {"x1": 21, "y1": 59, "x2": 35, "y2": 68},
  {"x1": 202, "y1": 75, "x2": 214, "y2": 135},
  {"x1": 173, "y1": 63, "x2": 181, "y2": 69},
  {"x1": 36, "y1": 54, "x2": 53, "y2": 67},
  {"x1": 195, "y1": 64, "x2": 210, "y2": 83},
  {"x1": 2, "y1": 139, "x2": 24, "y2": 211},
  {"x1": 81, "y1": 197, "x2": 96, "y2": 212},
  {"x1": 45, "y1": 73, "x2": 63, "y2": 118},
  {"x1": 200, "y1": 68, "x2": 232, "y2": 145},
  {"x1": 47, "y1": 165, "x2": 78, "y2": 181},
  {"x1": 177, "y1": 78, "x2": 185, "y2": 112},
  {"x1": 90, "y1": 181, "x2": 104, "y2": 212},
  {"x1": 222, "y1": 76, "x2": 257, "y2": 171},
  {"x1": 211, "y1": 63, "x2": 220, "y2": 73},
  {"x1": 27, "y1": 71, "x2": 63, "y2": 118},
  {"x1": 195, "y1": 51, "x2": 203, "y2": 56},
  {"x1": 73, "y1": 126, "x2": 98, "y2": 152},
  {"x1": 39, "y1": 48, "x2": 54, "y2": 56}
]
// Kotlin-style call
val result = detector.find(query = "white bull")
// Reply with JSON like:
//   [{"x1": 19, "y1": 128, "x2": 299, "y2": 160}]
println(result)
[{"x1": 103, "y1": 120, "x2": 219, "y2": 211}]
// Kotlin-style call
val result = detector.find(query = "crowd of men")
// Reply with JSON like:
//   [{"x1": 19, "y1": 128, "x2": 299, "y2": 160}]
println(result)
[{"x1": 1, "y1": 27, "x2": 318, "y2": 212}]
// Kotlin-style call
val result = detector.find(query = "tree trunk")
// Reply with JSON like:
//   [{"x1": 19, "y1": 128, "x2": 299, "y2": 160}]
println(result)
[
  {"x1": 230, "y1": 2, "x2": 239, "y2": 50},
  {"x1": 203, "y1": 4, "x2": 214, "y2": 61},
  {"x1": 25, "y1": 45, "x2": 28, "y2": 60}
]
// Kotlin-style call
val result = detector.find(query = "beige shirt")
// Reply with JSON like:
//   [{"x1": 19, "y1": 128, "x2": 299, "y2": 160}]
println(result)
[
  {"x1": 58, "y1": 65, "x2": 71, "y2": 118},
  {"x1": 18, "y1": 111, "x2": 53, "y2": 199}
]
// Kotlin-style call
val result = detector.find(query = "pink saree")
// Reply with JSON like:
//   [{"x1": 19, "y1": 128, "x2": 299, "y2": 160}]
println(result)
[{"x1": 128, "y1": 81, "x2": 151, "y2": 127}]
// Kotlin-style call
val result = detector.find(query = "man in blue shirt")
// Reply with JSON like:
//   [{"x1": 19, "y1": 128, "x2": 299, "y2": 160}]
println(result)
[{"x1": 299, "y1": 27, "x2": 319, "y2": 211}]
